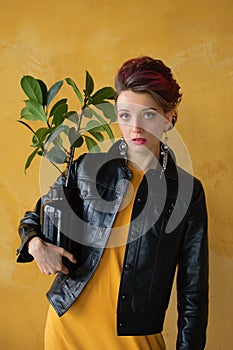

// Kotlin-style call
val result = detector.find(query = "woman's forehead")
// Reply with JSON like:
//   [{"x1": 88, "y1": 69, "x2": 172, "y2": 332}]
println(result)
[{"x1": 116, "y1": 91, "x2": 162, "y2": 111}]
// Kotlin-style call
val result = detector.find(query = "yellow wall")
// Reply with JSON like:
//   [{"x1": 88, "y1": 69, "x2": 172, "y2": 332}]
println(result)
[{"x1": 0, "y1": 0, "x2": 232, "y2": 348}]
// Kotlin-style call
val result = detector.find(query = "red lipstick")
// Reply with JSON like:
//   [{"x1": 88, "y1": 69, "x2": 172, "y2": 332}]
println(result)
[{"x1": 132, "y1": 138, "x2": 147, "y2": 145}]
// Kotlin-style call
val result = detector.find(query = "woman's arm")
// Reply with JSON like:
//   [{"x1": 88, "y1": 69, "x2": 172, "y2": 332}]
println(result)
[
  {"x1": 176, "y1": 179, "x2": 208, "y2": 349},
  {"x1": 16, "y1": 175, "x2": 65, "y2": 263},
  {"x1": 16, "y1": 155, "x2": 86, "y2": 272},
  {"x1": 17, "y1": 198, "x2": 45, "y2": 262},
  {"x1": 17, "y1": 181, "x2": 77, "y2": 274}
]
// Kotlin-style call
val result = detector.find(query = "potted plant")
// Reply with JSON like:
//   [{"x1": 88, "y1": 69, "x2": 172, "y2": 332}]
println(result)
[
  {"x1": 18, "y1": 71, "x2": 116, "y2": 181},
  {"x1": 18, "y1": 71, "x2": 117, "y2": 254}
]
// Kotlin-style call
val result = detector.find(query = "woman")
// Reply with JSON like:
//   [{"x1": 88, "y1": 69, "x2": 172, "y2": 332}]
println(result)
[{"x1": 17, "y1": 56, "x2": 208, "y2": 349}]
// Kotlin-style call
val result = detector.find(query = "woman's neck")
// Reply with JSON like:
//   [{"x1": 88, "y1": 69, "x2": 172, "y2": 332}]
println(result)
[{"x1": 127, "y1": 144, "x2": 160, "y2": 172}]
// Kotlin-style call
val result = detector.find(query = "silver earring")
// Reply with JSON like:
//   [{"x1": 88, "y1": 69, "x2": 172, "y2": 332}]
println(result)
[
  {"x1": 119, "y1": 137, "x2": 128, "y2": 157},
  {"x1": 160, "y1": 131, "x2": 169, "y2": 178}
]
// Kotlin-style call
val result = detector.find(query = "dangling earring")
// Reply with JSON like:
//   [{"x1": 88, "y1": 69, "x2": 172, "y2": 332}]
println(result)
[
  {"x1": 160, "y1": 131, "x2": 169, "y2": 178},
  {"x1": 119, "y1": 137, "x2": 128, "y2": 158}
]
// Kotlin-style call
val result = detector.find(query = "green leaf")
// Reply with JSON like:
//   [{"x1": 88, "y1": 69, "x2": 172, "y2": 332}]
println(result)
[
  {"x1": 88, "y1": 130, "x2": 104, "y2": 143},
  {"x1": 94, "y1": 112, "x2": 115, "y2": 142},
  {"x1": 20, "y1": 107, "x2": 39, "y2": 121},
  {"x1": 62, "y1": 127, "x2": 70, "y2": 136},
  {"x1": 85, "y1": 71, "x2": 94, "y2": 96},
  {"x1": 91, "y1": 87, "x2": 115, "y2": 105},
  {"x1": 83, "y1": 107, "x2": 94, "y2": 119},
  {"x1": 25, "y1": 100, "x2": 47, "y2": 123},
  {"x1": 95, "y1": 102, "x2": 117, "y2": 121},
  {"x1": 66, "y1": 111, "x2": 79, "y2": 125},
  {"x1": 32, "y1": 127, "x2": 51, "y2": 146},
  {"x1": 52, "y1": 103, "x2": 68, "y2": 127},
  {"x1": 37, "y1": 79, "x2": 47, "y2": 107},
  {"x1": 84, "y1": 135, "x2": 101, "y2": 152},
  {"x1": 24, "y1": 148, "x2": 39, "y2": 173},
  {"x1": 68, "y1": 127, "x2": 84, "y2": 148},
  {"x1": 17, "y1": 120, "x2": 35, "y2": 135},
  {"x1": 49, "y1": 98, "x2": 68, "y2": 117},
  {"x1": 86, "y1": 120, "x2": 105, "y2": 132},
  {"x1": 52, "y1": 134, "x2": 63, "y2": 147},
  {"x1": 45, "y1": 125, "x2": 69, "y2": 145},
  {"x1": 52, "y1": 114, "x2": 66, "y2": 128},
  {"x1": 45, "y1": 145, "x2": 66, "y2": 164},
  {"x1": 47, "y1": 80, "x2": 63, "y2": 108},
  {"x1": 65, "y1": 78, "x2": 83, "y2": 105},
  {"x1": 21, "y1": 75, "x2": 43, "y2": 104}
]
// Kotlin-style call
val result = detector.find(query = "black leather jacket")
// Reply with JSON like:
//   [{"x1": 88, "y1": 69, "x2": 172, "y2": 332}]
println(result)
[{"x1": 17, "y1": 142, "x2": 208, "y2": 349}]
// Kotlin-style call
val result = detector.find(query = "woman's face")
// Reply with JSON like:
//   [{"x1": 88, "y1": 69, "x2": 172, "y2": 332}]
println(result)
[{"x1": 116, "y1": 90, "x2": 172, "y2": 157}]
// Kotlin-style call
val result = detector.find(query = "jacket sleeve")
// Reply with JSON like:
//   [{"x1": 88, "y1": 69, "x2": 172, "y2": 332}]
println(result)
[
  {"x1": 16, "y1": 175, "x2": 65, "y2": 263},
  {"x1": 16, "y1": 154, "x2": 86, "y2": 263},
  {"x1": 176, "y1": 179, "x2": 208, "y2": 350}
]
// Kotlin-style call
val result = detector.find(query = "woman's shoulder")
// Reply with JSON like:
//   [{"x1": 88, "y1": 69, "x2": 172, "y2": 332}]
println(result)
[
  {"x1": 71, "y1": 151, "x2": 109, "y2": 179},
  {"x1": 176, "y1": 164, "x2": 205, "y2": 191},
  {"x1": 73, "y1": 151, "x2": 108, "y2": 167}
]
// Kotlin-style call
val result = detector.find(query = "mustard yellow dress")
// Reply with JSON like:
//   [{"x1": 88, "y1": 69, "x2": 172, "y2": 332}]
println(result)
[{"x1": 45, "y1": 166, "x2": 166, "y2": 350}]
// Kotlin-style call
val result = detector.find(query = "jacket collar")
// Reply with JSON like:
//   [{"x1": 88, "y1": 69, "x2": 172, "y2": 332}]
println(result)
[{"x1": 105, "y1": 140, "x2": 178, "y2": 181}]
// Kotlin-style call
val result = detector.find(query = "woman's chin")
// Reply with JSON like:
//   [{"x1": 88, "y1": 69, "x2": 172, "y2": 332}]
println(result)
[{"x1": 128, "y1": 144, "x2": 150, "y2": 157}]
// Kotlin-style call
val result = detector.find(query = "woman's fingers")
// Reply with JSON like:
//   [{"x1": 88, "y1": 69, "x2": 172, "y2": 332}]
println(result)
[
  {"x1": 28, "y1": 237, "x2": 77, "y2": 275},
  {"x1": 62, "y1": 248, "x2": 77, "y2": 264}
]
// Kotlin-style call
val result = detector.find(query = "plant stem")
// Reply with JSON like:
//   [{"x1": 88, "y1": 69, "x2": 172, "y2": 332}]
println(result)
[
  {"x1": 50, "y1": 161, "x2": 65, "y2": 177},
  {"x1": 65, "y1": 102, "x2": 87, "y2": 187}
]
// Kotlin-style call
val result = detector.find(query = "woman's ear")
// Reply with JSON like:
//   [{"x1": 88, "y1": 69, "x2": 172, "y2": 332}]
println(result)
[{"x1": 164, "y1": 111, "x2": 174, "y2": 131}]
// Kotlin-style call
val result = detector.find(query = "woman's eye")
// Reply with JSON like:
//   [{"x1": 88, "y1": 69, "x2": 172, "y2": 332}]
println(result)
[
  {"x1": 119, "y1": 113, "x2": 131, "y2": 121},
  {"x1": 144, "y1": 112, "x2": 157, "y2": 119}
]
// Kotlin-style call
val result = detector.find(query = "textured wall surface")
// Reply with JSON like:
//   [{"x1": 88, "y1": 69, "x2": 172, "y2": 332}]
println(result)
[{"x1": 0, "y1": 0, "x2": 232, "y2": 348}]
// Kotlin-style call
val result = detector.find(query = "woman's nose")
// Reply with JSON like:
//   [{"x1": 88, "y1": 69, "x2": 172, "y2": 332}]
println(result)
[
  {"x1": 131, "y1": 124, "x2": 143, "y2": 133},
  {"x1": 131, "y1": 117, "x2": 144, "y2": 132}
]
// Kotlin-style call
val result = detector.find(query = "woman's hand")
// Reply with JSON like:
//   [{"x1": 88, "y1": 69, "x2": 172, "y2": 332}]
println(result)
[{"x1": 28, "y1": 237, "x2": 77, "y2": 275}]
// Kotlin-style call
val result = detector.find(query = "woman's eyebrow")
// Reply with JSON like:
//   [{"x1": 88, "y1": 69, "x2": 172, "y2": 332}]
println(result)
[
  {"x1": 117, "y1": 108, "x2": 130, "y2": 112},
  {"x1": 142, "y1": 107, "x2": 159, "y2": 111}
]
